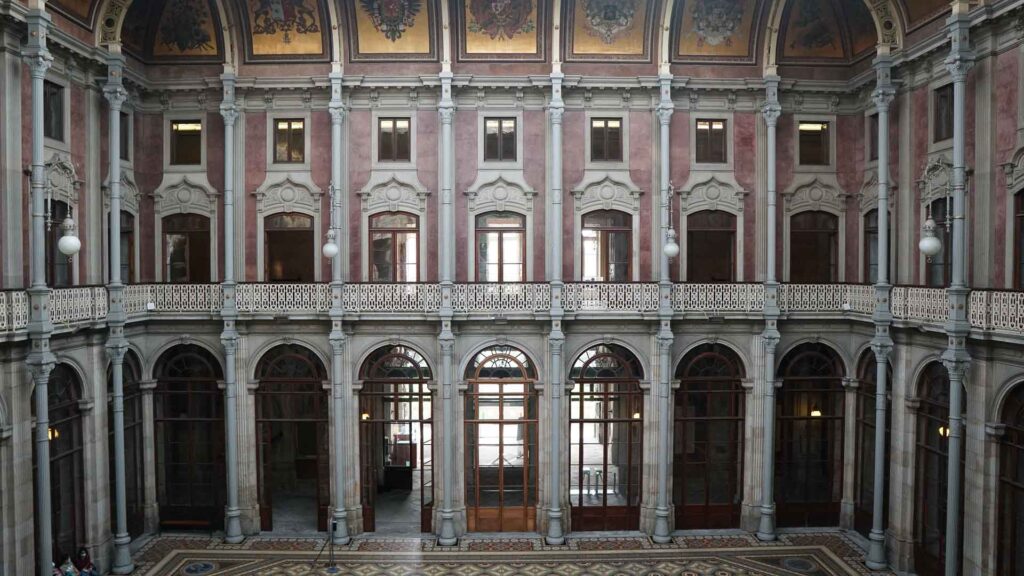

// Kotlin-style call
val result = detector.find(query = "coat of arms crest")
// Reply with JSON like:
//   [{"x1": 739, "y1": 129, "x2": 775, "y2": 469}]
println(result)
[
  {"x1": 692, "y1": 0, "x2": 744, "y2": 47},
  {"x1": 360, "y1": 0, "x2": 423, "y2": 42},
  {"x1": 253, "y1": 0, "x2": 320, "y2": 44},
  {"x1": 468, "y1": 0, "x2": 535, "y2": 41},
  {"x1": 581, "y1": 0, "x2": 637, "y2": 45}
]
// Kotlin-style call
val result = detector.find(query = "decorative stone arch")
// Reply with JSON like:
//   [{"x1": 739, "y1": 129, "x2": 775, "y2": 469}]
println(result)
[
  {"x1": 673, "y1": 337, "x2": 751, "y2": 383},
  {"x1": 761, "y1": 0, "x2": 904, "y2": 75},
  {"x1": 96, "y1": 0, "x2": 240, "y2": 67},
  {"x1": 990, "y1": 376, "x2": 1024, "y2": 425},
  {"x1": 357, "y1": 173, "x2": 431, "y2": 282},
  {"x1": 152, "y1": 175, "x2": 220, "y2": 282},
  {"x1": 47, "y1": 356, "x2": 93, "y2": 408},
  {"x1": 354, "y1": 338, "x2": 438, "y2": 390},
  {"x1": 464, "y1": 173, "x2": 537, "y2": 281},
  {"x1": 677, "y1": 174, "x2": 747, "y2": 281},
  {"x1": 457, "y1": 338, "x2": 546, "y2": 390},
  {"x1": 148, "y1": 336, "x2": 226, "y2": 382},
  {"x1": 571, "y1": 173, "x2": 644, "y2": 281},
  {"x1": 247, "y1": 338, "x2": 331, "y2": 386},
  {"x1": 775, "y1": 337, "x2": 852, "y2": 380},
  {"x1": 781, "y1": 175, "x2": 849, "y2": 282},
  {"x1": 566, "y1": 337, "x2": 651, "y2": 389},
  {"x1": 253, "y1": 174, "x2": 325, "y2": 281}
]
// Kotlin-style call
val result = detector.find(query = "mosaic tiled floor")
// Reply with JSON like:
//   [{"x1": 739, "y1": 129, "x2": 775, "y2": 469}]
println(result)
[{"x1": 132, "y1": 532, "x2": 894, "y2": 576}]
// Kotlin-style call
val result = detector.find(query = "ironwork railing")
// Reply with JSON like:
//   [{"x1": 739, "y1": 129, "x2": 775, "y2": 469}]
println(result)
[{"x1": 563, "y1": 283, "x2": 660, "y2": 312}]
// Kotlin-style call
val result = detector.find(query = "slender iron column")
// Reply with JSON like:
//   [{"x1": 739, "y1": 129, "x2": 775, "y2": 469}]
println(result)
[
  {"x1": 652, "y1": 75, "x2": 674, "y2": 543},
  {"x1": 437, "y1": 71, "x2": 458, "y2": 546},
  {"x1": 219, "y1": 73, "x2": 244, "y2": 543},
  {"x1": 757, "y1": 75, "x2": 782, "y2": 542},
  {"x1": 24, "y1": 10, "x2": 57, "y2": 576},
  {"x1": 327, "y1": 69, "x2": 351, "y2": 544},
  {"x1": 103, "y1": 50, "x2": 135, "y2": 574},
  {"x1": 545, "y1": 72, "x2": 566, "y2": 545},
  {"x1": 941, "y1": 5, "x2": 973, "y2": 575},
  {"x1": 866, "y1": 52, "x2": 895, "y2": 571}
]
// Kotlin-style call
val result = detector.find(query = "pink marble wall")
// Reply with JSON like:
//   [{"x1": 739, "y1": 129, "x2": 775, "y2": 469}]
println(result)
[
  {"x1": 774, "y1": 114, "x2": 796, "y2": 280},
  {"x1": 244, "y1": 112, "x2": 266, "y2": 281},
  {"x1": 733, "y1": 112, "x2": 758, "y2": 281},
  {"x1": 206, "y1": 112, "x2": 225, "y2": 280},
  {"x1": 669, "y1": 112, "x2": 690, "y2": 281},
  {"x1": 347, "y1": 110, "x2": 371, "y2": 281},
  {"x1": 836, "y1": 115, "x2": 865, "y2": 282},
  {"x1": 995, "y1": 49, "x2": 1021, "y2": 287},
  {"x1": 309, "y1": 110, "x2": 332, "y2": 279},
  {"x1": 629, "y1": 111, "x2": 653, "y2": 279},
  {"x1": 135, "y1": 113, "x2": 163, "y2": 282},
  {"x1": 561, "y1": 111, "x2": 586, "y2": 280},
  {"x1": 21, "y1": 65, "x2": 31, "y2": 286},
  {"x1": 454, "y1": 110, "x2": 478, "y2": 282},
  {"x1": 417, "y1": 110, "x2": 440, "y2": 282},
  {"x1": 523, "y1": 110, "x2": 547, "y2": 280}
]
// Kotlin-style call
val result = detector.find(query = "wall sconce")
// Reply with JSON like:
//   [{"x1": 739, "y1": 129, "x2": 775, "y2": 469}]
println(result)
[{"x1": 810, "y1": 406, "x2": 822, "y2": 418}]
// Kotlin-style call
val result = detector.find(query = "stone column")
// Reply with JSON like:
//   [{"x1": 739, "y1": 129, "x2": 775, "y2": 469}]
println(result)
[
  {"x1": 867, "y1": 51, "x2": 895, "y2": 571},
  {"x1": 24, "y1": 10, "x2": 57, "y2": 576},
  {"x1": 219, "y1": 73, "x2": 244, "y2": 543},
  {"x1": 757, "y1": 75, "x2": 782, "y2": 542},
  {"x1": 138, "y1": 379, "x2": 158, "y2": 534},
  {"x1": 102, "y1": 49, "x2": 134, "y2": 574},
  {"x1": 545, "y1": 72, "x2": 566, "y2": 545},
  {"x1": 327, "y1": 68, "x2": 351, "y2": 544},
  {"x1": 941, "y1": 5, "x2": 973, "y2": 576},
  {"x1": 652, "y1": 75, "x2": 674, "y2": 543},
  {"x1": 437, "y1": 71, "x2": 458, "y2": 546}
]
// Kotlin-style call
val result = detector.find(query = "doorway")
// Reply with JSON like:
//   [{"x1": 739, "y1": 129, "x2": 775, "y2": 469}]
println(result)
[
  {"x1": 359, "y1": 345, "x2": 434, "y2": 534},
  {"x1": 254, "y1": 344, "x2": 329, "y2": 533}
]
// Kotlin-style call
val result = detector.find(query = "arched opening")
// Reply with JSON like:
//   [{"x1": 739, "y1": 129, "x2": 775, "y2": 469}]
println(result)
[
  {"x1": 569, "y1": 344, "x2": 644, "y2": 531},
  {"x1": 687, "y1": 210, "x2": 736, "y2": 282},
  {"x1": 153, "y1": 344, "x2": 224, "y2": 530},
  {"x1": 775, "y1": 343, "x2": 845, "y2": 527},
  {"x1": 853, "y1": 350, "x2": 892, "y2": 537},
  {"x1": 673, "y1": 343, "x2": 745, "y2": 529},
  {"x1": 464, "y1": 345, "x2": 539, "y2": 532},
  {"x1": 107, "y1": 350, "x2": 145, "y2": 538},
  {"x1": 915, "y1": 362, "x2": 965, "y2": 575},
  {"x1": 581, "y1": 210, "x2": 631, "y2": 282},
  {"x1": 254, "y1": 344, "x2": 329, "y2": 532},
  {"x1": 264, "y1": 213, "x2": 315, "y2": 282},
  {"x1": 790, "y1": 211, "x2": 838, "y2": 283},
  {"x1": 998, "y1": 382, "x2": 1024, "y2": 575},
  {"x1": 33, "y1": 363, "x2": 85, "y2": 565},
  {"x1": 162, "y1": 214, "x2": 211, "y2": 283},
  {"x1": 359, "y1": 345, "x2": 434, "y2": 534}
]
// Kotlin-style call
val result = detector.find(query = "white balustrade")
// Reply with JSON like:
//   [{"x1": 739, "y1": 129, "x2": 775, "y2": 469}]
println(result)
[
  {"x1": 123, "y1": 284, "x2": 151, "y2": 316},
  {"x1": 0, "y1": 292, "x2": 9, "y2": 332},
  {"x1": 779, "y1": 284, "x2": 846, "y2": 312},
  {"x1": 563, "y1": 283, "x2": 659, "y2": 312},
  {"x1": 846, "y1": 284, "x2": 876, "y2": 315},
  {"x1": 10, "y1": 291, "x2": 27, "y2": 330},
  {"x1": 671, "y1": 283, "x2": 765, "y2": 313},
  {"x1": 890, "y1": 286, "x2": 908, "y2": 319},
  {"x1": 152, "y1": 284, "x2": 223, "y2": 312},
  {"x1": 236, "y1": 283, "x2": 328, "y2": 313},
  {"x1": 342, "y1": 283, "x2": 442, "y2": 313},
  {"x1": 452, "y1": 283, "x2": 551, "y2": 313},
  {"x1": 50, "y1": 287, "x2": 105, "y2": 325},
  {"x1": 970, "y1": 290, "x2": 1024, "y2": 333},
  {"x1": 904, "y1": 287, "x2": 947, "y2": 324}
]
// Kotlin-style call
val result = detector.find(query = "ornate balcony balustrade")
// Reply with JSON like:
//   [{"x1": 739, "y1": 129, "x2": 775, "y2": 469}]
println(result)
[
  {"x1": 968, "y1": 289, "x2": 1024, "y2": 333},
  {"x1": 891, "y1": 286, "x2": 948, "y2": 324},
  {"x1": 237, "y1": 283, "x2": 328, "y2": 314},
  {"x1": 50, "y1": 287, "x2": 107, "y2": 326},
  {"x1": 778, "y1": 283, "x2": 875, "y2": 314},
  {"x1": 342, "y1": 283, "x2": 441, "y2": 313},
  {"x1": 0, "y1": 291, "x2": 28, "y2": 334},
  {"x1": 672, "y1": 283, "x2": 765, "y2": 313},
  {"x1": 563, "y1": 283, "x2": 660, "y2": 312},
  {"x1": 451, "y1": 283, "x2": 551, "y2": 314}
]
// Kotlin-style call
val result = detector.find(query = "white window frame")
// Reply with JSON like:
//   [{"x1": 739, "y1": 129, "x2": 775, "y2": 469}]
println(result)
[
  {"x1": 372, "y1": 111, "x2": 416, "y2": 169},
  {"x1": 478, "y1": 111, "x2": 524, "y2": 170},
  {"x1": 585, "y1": 111, "x2": 629, "y2": 170},
  {"x1": 793, "y1": 114, "x2": 837, "y2": 172},
  {"x1": 164, "y1": 113, "x2": 207, "y2": 172},
  {"x1": 266, "y1": 111, "x2": 312, "y2": 171}
]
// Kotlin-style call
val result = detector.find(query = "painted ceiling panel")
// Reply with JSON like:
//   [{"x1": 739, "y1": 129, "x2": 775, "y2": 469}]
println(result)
[
  {"x1": 563, "y1": 0, "x2": 656, "y2": 62},
  {"x1": 672, "y1": 0, "x2": 766, "y2": 64},
  {"x1": 456, "y1": 0, "x2": 547, "y2": 61},
  {"x1": 344, "y1": 0, "x2": 439, "y2": 62},
  {"x1": 122, "y1": 0, "x2": 224, "y2": 63},
  {"x1": 239, "y1": 0, "x2": 331, "y2": 62},
  {"x1": 781, "y1": 0, "x2": 846, "y2": 60}
]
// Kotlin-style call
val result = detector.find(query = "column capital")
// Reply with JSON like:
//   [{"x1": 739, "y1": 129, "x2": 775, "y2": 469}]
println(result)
[
  {"x1": 941, "y1": 356, "x2": 971, "y2": 381},
  {"x1": 656, "y1": 105, "x2": 674, "y2": 126},
  {"x1": 220, "y1": 103, "x2": 239, "y2": 127},
  {"x1": 329, "y1": 103, "x2": 347, "y2": 125},
  {"x1": 871, "y1": 86, "x2": 895, "y2": 112},
  {"x1": 870, "y1": 338, "x2": 893, "y2": 361},
  {"x1": 24, "y1": 51, "x2": 53, "y2": 79},
  {"x1": 549, "y1": 105, "x2": 564, "y2": 124},
  {"x1": 103, "y1": 83, "x2": 129, "y2": 110},
  {"x1": 439, "y1": 105, "x2": 455, "y2": 124},
  {"x1": 761, "y1": 102, "x2": 781, "y2": 127}
]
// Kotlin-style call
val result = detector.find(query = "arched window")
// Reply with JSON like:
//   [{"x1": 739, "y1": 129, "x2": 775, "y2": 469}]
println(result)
[
  {"x1": 464, "y1": 346, "x2": 538, "y2": 532},
  {"x1": 265, "y1": 213, "x2": 314, "y2": 282},
  {"x1": 581, "y1": 210, "x2": 630, "y2": 282},
  {"x1": 998, "y1": 383, "x2": 1024, "y2": 575},
  {"x1": 673, "y1": 343, "x2": 745, "y2": 529},
  {"x1": 915, "y1": 362, "x2": 965, "y2": 575},
  {"x1": 33, "y1": 363, "x2": 84, "y2": 563},
  {"x1": 688, "y1": 210, "x2": 736, "y2": 282},
  {"x1": 370, "y1": 212, "x2": 418, "y2": 282},
  {"x1": 569, "y1": 344, "x2": 644, "y2": 531},
  {"x1": 108, "y1": 351, "x2": 145, "y2": 537},
  {"x1": 925, "y1": 199, "x2": 952, "y2": 288},
  {"x1": 254, "y1": 344, "x2": 328, "y2": 531},
  {"x1": 162, "y1": 214, "x2": 210, "y2": 283},
  {"x1": 790, "y1": 211, "x2": 838, "y2": 283},
  {"x1": 476, "y1": 212, "x2": 525, "y2": 282},
  {"x1": 46, "y1": 200, "x2": 72, "y2": 287},
  {"x1": 1015, "y1": 192, "x2": 1024, "y2": 289},
  {"x1": 853, "y1": 351, "x2": 892, "y2": 537},
  {"x1": 776, "y1": 343, "x2": 845, "y2": 527},
  {"x1": 359, "y1": 346, "x2": 434, "y2": 533},
  {"x1": 154, "y1": 345, "x2": 224, "y2": 529}
]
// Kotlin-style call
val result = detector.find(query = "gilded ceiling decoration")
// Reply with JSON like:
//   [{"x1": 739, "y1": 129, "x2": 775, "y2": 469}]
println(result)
[
  {"x1": 564, "y1": 0, "x2": 655, "y2": 62},
  {"x1": 457, "y1": 0, "x2": 546, "y2": 61},
  {"x1": 240, "y1": 0, "x2": 330, "y2": 61},
  {"x1": 122, "y1": 0, "x2": 223, "y2": 63},
  {"x1": 345, "y1": 0, "x2": 439, "y2": 62},
  {"x1": 673, "y1": 0, "x2": 764, "y2": 63}
]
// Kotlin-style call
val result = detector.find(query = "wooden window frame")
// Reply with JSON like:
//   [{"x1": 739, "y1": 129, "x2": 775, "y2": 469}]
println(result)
[
  {"x1": 474, "y1": 212, "x2": 526, "y2": 282},
  {"x1": 590, "y1": 118, "x2": 623, "y2": 162},
  {"x1": 581, "y1": 210, "x2": 632, "y2": 282},
  {"x1": 169, "y1": 120, "x2": 203, "y2": 166},
  {"x1": 369, "y1": 212, "x2": 419, "y2": 282},
  {"x1": 687, "y1": 210, "x2": 736, "y2": 282},
  {"x1": 272, "y1": 118, "x2": 306, "y2": 164},
  {"x1": 483, "y1": 117, "x2": 517, "y2": 162},
  {"x1": 695, "y1": 119, "x2": 728, "y2": 164},
  {"x1": 162, "y1": 213, "x2": 211, "y2": 284},
  {"x1": 933, "y1": 84, "x2": 954, "y2": 143},
  {"x1": 378, "y1": 117, "x2": 412, "y2": 162}
]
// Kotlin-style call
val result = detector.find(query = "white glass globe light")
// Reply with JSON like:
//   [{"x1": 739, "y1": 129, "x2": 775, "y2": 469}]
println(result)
[
  {"x1": 663, "y1": 230, "x2": 680, "y2": 259},
  {"x1": 918, "y1": 218, "x2": 942, "y2": 257},
  {"x1": 57, "y1": 217, "x2": 81, "y2": 256},
  {"x1": 322, "y1": 241, "x2": 339, "y2": 259}
]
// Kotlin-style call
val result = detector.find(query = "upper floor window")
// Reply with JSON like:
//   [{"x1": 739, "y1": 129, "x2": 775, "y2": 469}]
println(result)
[
  {"x1": 44, "y1": 81, "x2": 64, "y2": 142},
  {"x1": 46, "y1": 200, "x2": 71, "y2": 287},
  {"x1": 863, "y1": 209, "x2": 895, "y2": 284},
  {"x1": 933, "y1": 84, "x2": 953, "y2": 143},
  {"x1": 925, "y1": 200, "x2": 951, "y2": 288},
  {"x1": 265, "y1": 212, "x2": 314, "y2": 282},
  {"x1": 695, "y1": 119, "x2": 727, "y2": 164},
  {"x1": 273, "y1": 118, "x2": 305, "y2": 163},
  {"x1": 370, "y1": 212, "x2": 418, "y2": 282},
  {"x1": 170, "y1": 121, "x2": 202, "y2": 165},
  {"x1": 484, "y1": 118, "x2": 516, "y2": 162},
  {"x1": 378, "y1": 118, "x2": 411, "y2": 162},
  {"x1": 476, "y1": 211, "x2": 525, "y2": 282},
  {"x1": 790, "y1": 211, "x2": 838, "y2": 283},
  {"x1": 688, "y1": 210, "x2": 736, "y2": 282},
  {"x1": 590, "y1": 118, "x2": 622, "y2": 162},
  {"x1": 110, "y1": 210, "x2": 135, "y2": 282},
  {"x1": 868, "y1": 114, "x2": 879, "y2": 162},
  {"x1": 581, "y1": 210, "x2": 630, "y2": 282},
  {"x1": 163, "y1": 213, "x2": 210, "y2": 283},
  {"x1": 120, "y1": 112, "x2": 131, "y2": 162},
  {"x1": 798, "y1": 121, "x2": 830, "y2": 166}
]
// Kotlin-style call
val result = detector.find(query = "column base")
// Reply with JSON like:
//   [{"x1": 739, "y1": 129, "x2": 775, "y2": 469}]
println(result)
[
  {"x1": 110, "y1": 533, "x2": 134, "y2": 575},
  {"x1": 756, "y1": 505, "x2": 776, "y2": 541},
  {"x1": 651, "y1": 507, "x2": 672, "y2": 543},
  {"x1": 437, "y1": 509, "x2": 458, "y2": 547},
  {"x1": 224, "y1": 508, "x2": 244, "y2": 544},
  {"x1": 865, "y1": 530, "x2": 887, "y2": 570},
  {"x1": 332, "y1": 510, "x2": 350, "y2": 545},
  {"x1": 545, "y1": 508, "x2": 565, "y2": 545}
]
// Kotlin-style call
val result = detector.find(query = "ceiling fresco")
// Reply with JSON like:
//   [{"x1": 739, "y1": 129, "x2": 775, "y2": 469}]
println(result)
[
  {"x1": 239, "y1": 0, "x2": 331, "y2": 61},
  {"x1": 563, "y1": 0, "x2": 656, "y2": 62},
  {"x1": 456, "y1": 0, "x2": 547, "y2": 61},
  {"x1": 122, "y1": 0, "x2": 224, "y2": 63},
  {"x1": 778, "y1": 0, "x2": 877, "y2": 64},
  {"x1": 344, "y1": 0, "x2": 440, "y2": 61},
  {"x1": 672, "y1": 0, "x2": 765, "y2": 64}
]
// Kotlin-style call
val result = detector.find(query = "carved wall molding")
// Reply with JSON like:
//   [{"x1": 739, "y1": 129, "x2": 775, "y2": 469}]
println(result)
[
  {"x1": 678, "y1": 173, "x2": 747, "y2": 214},
  {"x1": 782, "y1": 174, "x2": 849, "y2": 215},
  {"x1": 465, "y1": 172, "x2": 536, "y2": 213},
  {"x1": 358, "y1": 172, "x2": 431, "y2": 215},
  {"x1": 253, "y1": 173, "x2": 323, "y2": 216},
  {"x1": 153, "y1": 173, "x2": 219, "y2": 217},
  {"x1": 45, "y1": 151, "x2": 81, "y2": 208},
  {"x1": 103, "y1": 170, "x2": 142, "y2": 215},
  {"x1": 858, "y1": 171, "x2": 897, "y2": 213},
  {"x1": 571, "y1": 171, "x2": 643, "y2": 214}
]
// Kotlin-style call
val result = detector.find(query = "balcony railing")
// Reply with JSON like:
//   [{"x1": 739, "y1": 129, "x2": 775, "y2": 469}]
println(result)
[
  {"x1": 50, "y1": 287, "x2": 107, "y2": 326},
  {"x1": 673, "y1": 283, "x2": 765, "y2": 313},
  {"x1": 969, "y1": 289, "x2": 1024, "y2": 332},
  {"x1": 563, "y1": 283, "x2": 660, "y2": 312},
  {"x1": 778, "y1": 283, "x2": 875, "y2": 314},
  {"x1": 892, "y1": 286, "x2": 948, "y2": 324},
  {"x1": 237, "y1": 283, "x2": 328, "y2": 313},
  {"x1": 0, "y1": 291, "x2": 28, "y2": 334},
  {"x1": 452, "y1": 283, "x2": 550, "y2": 314},
  {"x1": 342, "y1": 283, "x2": 441, "y2": 313}
]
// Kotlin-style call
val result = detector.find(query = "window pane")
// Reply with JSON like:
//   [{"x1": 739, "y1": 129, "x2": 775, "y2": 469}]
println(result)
[
  {"x1": 608, "y1": 231, "x2": 630, "y2": 282},
  {"x1": 171, "y1": 121, "x2": 202, "y2": 165},
  {"x1": 582, "y1": 229, "x2": 601, "y2": 281},
  {"x1": 484, "y1": 119, "x2": 500, "y2": 160},
  {"x1": 395, "y1": 119, "x2": 411, "y2": 161},
  {"x1": 606, "y1": 120, "x2": 622, "y2": 161},
  {"x1": 165, "y1": 234, "x2": 189, "y2": 283},
  {"x1": 379, "y1": 119, "x2": 394, "y2": 160},
  {"x1": 696, "y1": 119, "x2": 727, "y2": 164},
  {"x1": 591, "y1": 120, "x2": 606, "y2": 161},
  {"x1": 120, "y1": 112, "x2": 131, "y2": 161},
  {"x1": 934, "y1": 85, "x2": 953, "y2": 142},
  {"x1": 44, "y1": 81, "x2": 64, "y2": 141},
  {"x1": 869, "y1": 115, "x2": 879, "y2": 161},
  {"x1": 371, "y1": 213, "x2": 418, "y2": 229},
  {"x1": 501, "y1": 119, "x2": 516, "y2": 161},
  {"x1": 371, "y1": 233, "x2": 394, "y2": 281},
  {"x1": 397, "y1": 232, "x2": 418, "y2": 281},
  {"x1": 799, "y1": 122, "x2": 829, "y2": 166}
]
